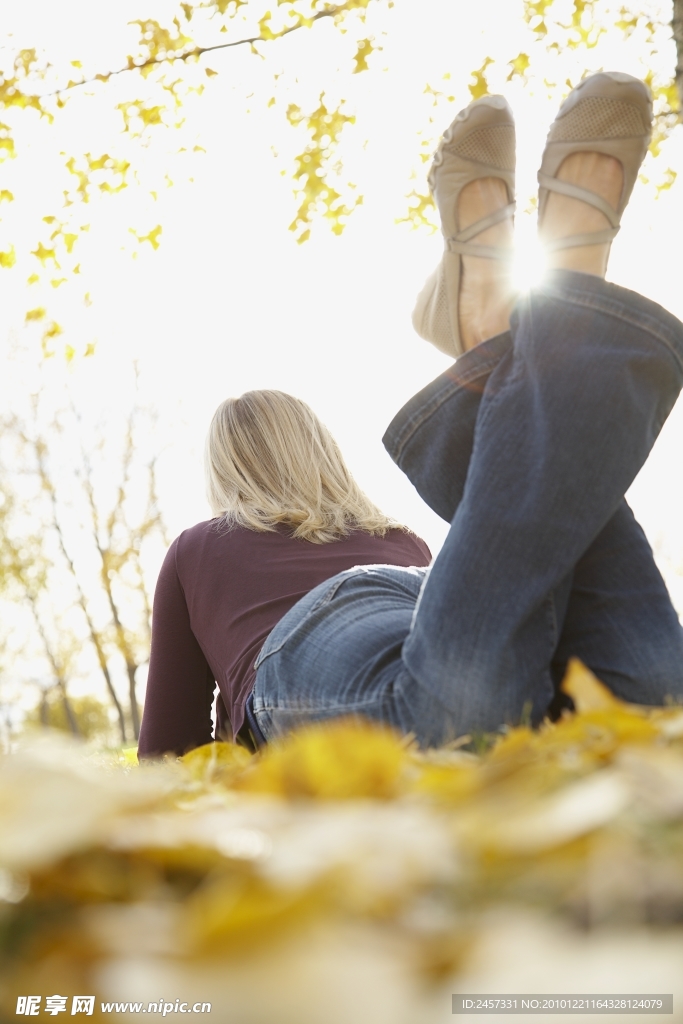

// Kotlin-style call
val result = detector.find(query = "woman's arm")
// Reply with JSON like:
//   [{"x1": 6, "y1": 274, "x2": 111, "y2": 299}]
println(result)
[{"x1": 138, "y1": 538, "x2": 215, "y2": 759}]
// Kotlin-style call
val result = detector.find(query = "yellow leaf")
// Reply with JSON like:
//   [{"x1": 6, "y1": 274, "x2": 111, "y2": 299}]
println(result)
[
  {"x1": 181, "y1": 741, "x2": 252, "y2": 787},
  {"x1": 352, "y1": 38, "x2": 374, "y2": 74},
  {"x1": 31, "y1": 242, "x2": 59, "y2": 267},
  {"x1": 468, "y1": 57, "x2": 494, "y2": 100},
  {"x1": 655, "y1": 168, "x2": 678, "y2": 198},
  {"x1": 507, "y1": 52, "x2": 530, "y2": 81},
  {"x1": 25, "y1": 306, "x2": 47, "y2": 322},
  {"x1": 561, "y1": 659, "x2": 622, "y2": 712},
  {"x1": 43, "y1": 321, "x2": 63, "y2": 339},
  {"x1": 258, "y1": 10, "x2": 276, "y2": 41},
  {"x1": 131, "y1": 224, "x2": 163, "y2": 250},
  {"x1": 0, "y1": 246, "x2": 16, "y2": 268}
]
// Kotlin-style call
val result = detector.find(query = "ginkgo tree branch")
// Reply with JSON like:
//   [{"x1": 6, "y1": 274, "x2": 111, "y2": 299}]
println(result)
[{"x1": 51, "y1": 3, "x2": 369, "y2": 97}]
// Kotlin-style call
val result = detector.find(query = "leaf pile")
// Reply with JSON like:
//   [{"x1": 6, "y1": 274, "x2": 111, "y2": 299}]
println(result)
[{"x1": 2, "y1": 661, "x2": 683, "y2": 1022}]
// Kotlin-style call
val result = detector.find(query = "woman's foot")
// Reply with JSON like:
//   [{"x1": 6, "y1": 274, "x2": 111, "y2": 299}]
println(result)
[
  {"x1": 411, "y1": 95, "x2": 516, "y2": 359},
  {"x1": 540, "y1": 152, "x2": 623, "y2": 278},
  {"x1": 457, "y1": 177, "x2": 516, "y2": 349},
  {"x1": 537, "y1": 72, "x2": 652, "y2": 279}
]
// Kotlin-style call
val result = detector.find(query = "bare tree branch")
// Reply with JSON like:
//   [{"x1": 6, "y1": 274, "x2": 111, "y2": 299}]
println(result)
[
  {"x1": 80, "y1": 438, "x2": 143, "y2": 741},
  {"x1": 78, "y1": 399, "x2": 166, "y2": 743},
  {"x1": 29, "y1": 432, "x2": 129, "y2": 743}
]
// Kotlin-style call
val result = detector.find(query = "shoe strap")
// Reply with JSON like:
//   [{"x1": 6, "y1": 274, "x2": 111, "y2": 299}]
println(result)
[
  {"x1": 446, "y1": 202, "x2": 515, "y2": 259},
  {"x1": 543, "y1": 226, "x2": 620, "y2": 252},
  {"x1": 537, "y1": 172, "x2": 621, "y2": 229},
  {"x1": 447, "y1": 240, "x2": 515, "y2": 259}
]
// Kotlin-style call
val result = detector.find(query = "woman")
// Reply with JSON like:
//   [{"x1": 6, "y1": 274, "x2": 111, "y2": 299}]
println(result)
[{"x1": 139, "y1": 72, "x2": 683, "y2": 758}]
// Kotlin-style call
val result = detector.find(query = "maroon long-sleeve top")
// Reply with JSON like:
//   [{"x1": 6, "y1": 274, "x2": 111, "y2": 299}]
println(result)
[{"x1": 138, "y1": 520, "x2": 431, "y2": 757}]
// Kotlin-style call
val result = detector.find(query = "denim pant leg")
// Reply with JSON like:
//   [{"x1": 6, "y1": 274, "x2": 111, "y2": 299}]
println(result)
[
  {"x1": 551, "y1": 501, "x2": 683, "y2": 704},
  {"x1": 384, "y1": 303, "x2": 683, "y2": 711},
  {"x1": 391, "y1": 271, "x2": 683, "y2": 744}
]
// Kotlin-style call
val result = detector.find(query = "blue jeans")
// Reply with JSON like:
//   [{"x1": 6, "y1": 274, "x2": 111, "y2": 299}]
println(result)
[{"x1": 252, "y1": 271, "x2": 683, "y2": 747}]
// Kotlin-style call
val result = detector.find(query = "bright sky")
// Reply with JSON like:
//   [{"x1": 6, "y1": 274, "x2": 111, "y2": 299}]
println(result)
[{"x1": 1, "y1": 0, "x2": 683, "y2": 712}]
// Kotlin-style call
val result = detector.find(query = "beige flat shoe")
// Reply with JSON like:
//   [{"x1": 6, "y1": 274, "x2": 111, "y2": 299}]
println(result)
[
  {"x1": 538, "y1": 71, "x2": 653, "y2": 252},
  {"x1": 412, "y1": 95, "x2": 516, "y2": 359}
]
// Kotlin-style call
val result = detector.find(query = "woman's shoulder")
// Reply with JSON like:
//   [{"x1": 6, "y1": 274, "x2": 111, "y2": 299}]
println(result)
[
  {"x1": 384, "y1": 527, "x2": 432, "y2": 563},
  {"x1": 345, "y1": 526, "x2": 432, "y2": 566},
  {"x1": 173, "y1": 518, "x2": 299, "y2": 559}
]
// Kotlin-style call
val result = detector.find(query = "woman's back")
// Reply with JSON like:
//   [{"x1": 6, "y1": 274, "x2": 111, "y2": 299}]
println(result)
[{"x1": 138, "y1": 521, "x2": 430, "y2": 757}]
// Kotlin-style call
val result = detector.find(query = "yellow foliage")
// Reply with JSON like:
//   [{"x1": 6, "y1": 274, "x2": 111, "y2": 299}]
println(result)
[
  {"x1": 24, "y1": 306, "x2": 47, "y2": 322},
  {"x1": 656, "y1": 168, "x2": 678, "y2": 197},
  {"x1": 286, "y1": 95, "x2": 362, "y2": 242},
  {"x1": 130, "y1": 224, "x2": 163, "y2": 249},
  {"x1": 233, "y1": 719, "x2": 409, "y2": 799},
  {"x1": 3, "y1": 664, "x2": 683, "y2": 1018},
  {"x1": 185, "y1": 871, "x2": 329, "y2": 952},
  {"x1": 352, "y1": 37, "x2": 375, "y2": 74},
  {"x1": 40, "y1": 320, "x2": 63, "y2": 359},
  {"x1": 561, "y1": 657, "x2": 623, "y2": 711},
  {"x1": 507, "y1": 52, "x2": 530, "y2": 81},
  {"x1": 30, "y1": 242, "x2": 58, "y2": 266},
  {"x1": 129, "y1": 18, "x2": 192, "y2": 65},
  {"x1": 468, "y1": 57, "x2": 494, "y2": 100},
  {"x1": 181, "y1": 740, "x2": 253, "y2": 787},
  {"x1": 0, "y1": 122, "x2": 15, "y2": 161},
  {"x1": 397, "y1": 187, "x2": 438, "y2": 233}
]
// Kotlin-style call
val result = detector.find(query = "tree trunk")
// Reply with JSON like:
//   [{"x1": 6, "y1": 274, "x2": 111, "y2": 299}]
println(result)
[
  {"x1": 98, "y1": 557, "x2": 141, "y2": 740},
  {"x1": 29, "y1": 606, "x2": 80, "y2": 737},
  {"x1": 127, "y1": 664, "x2": 141, "y2": 741},
  {"x1": 40, "y1": 690, "x2": 50, "y2": 727},
  {"x1": 92, "y1": 636, "x2": 128, "y2": 743},
  {"x1": 57, "y1": 680, "x2": 80, "y2": 738},
  {"x1": 675, "y1": 0, "x2": 683, "y2": 113}
]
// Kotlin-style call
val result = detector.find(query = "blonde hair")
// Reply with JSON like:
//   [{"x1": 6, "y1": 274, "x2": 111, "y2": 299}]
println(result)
[{"x1": 205, "y1": 390, "x2": 402, "y2": 544}]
